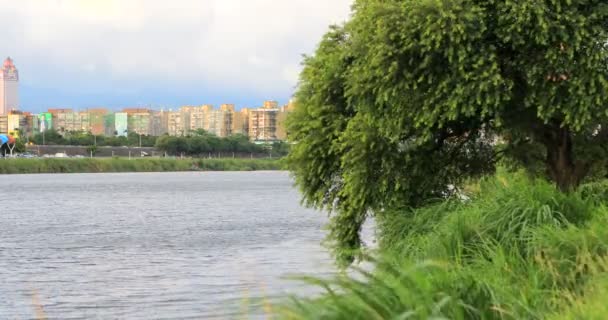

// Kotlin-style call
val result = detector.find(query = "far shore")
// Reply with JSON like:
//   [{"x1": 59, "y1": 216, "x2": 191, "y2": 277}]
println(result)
[{"x1": 0, "y1": 157, "x2": 284, "y2": 174}]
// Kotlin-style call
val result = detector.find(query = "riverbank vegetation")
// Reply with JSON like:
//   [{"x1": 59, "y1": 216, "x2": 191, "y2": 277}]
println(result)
[
  {"x1": 0, "y1": 157, "x2": 282, "y2": 174},
  {"x1": 282, "y1": 0, "x2": 608, "y2": 318},
  {"x1": 155, "y1": 131, "x2": 289, "y2": 157},
  {"x1": 280, "y1": 172, "x2": 608, "y2": 319},
  {"x1": 30, "y1": 130, "x2": 158, "y2": 147},
  {"x1": 27, "y1": 129, "x2": 290, "y2": 157}
]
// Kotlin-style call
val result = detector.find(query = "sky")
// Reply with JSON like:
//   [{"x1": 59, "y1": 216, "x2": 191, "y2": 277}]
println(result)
[{"x1": 0, "y1": 0, "x2": 353, "y2": 112}]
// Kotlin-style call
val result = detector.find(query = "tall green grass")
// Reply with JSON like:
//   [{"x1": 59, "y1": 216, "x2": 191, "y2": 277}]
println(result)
[
  {"x1": 278, "y1": 173, "x2": 608, "y2": 319},
  {"x1": 0, "y1": 157, "x2": 283, "y2": 174}
]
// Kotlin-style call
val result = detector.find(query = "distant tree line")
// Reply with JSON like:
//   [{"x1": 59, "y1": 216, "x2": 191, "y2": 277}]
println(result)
[
  {"x1": 29, "y1": 130, "x2": 158, "y2": 147},
  {"x1": 154, "y1": 130, "x2": 289, "y2": 157},
  {"x1": 26, "y1": 129, "x2": 290, "y2": 157}
]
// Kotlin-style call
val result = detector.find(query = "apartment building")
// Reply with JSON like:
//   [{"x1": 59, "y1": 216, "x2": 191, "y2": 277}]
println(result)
[
  {"x1": 87, "y1": 108, "x2": 108, "y2": 135},
  {"x1": 25, "y1": 113, "x2": 39, "y2": 137},
  {"x1": 249, "y1": 107, "x2": 279, "y2": 142},
  {"x1": 247, "y1": 100, "x2": 296, "y2": 142},
  {"x1": 128, "y1": 112, "x2": 152, "y2": 136},
  {"x1": 54, "y1": 111, "x2": 90, "y2": 134},
  {"x1": 149, "y1": 111, "x2": 166, "y2": 136},
  {"x1": 173, "y1": 104, "x2": 235, "y2": 137},
  {"x1": 167, "y1": 111, "x2": 183, "y2": 136},
  {"x1": 208, "y1": 104, "x2": 234, "y2": 137},
  {"x1": 275, "y1": 99, "x2": 297, "y2": 140},
  {"x1": 232, "y1": 108, "x2": 249, "y2": 136},
  {"x1": 186, "y1": 105, "x2": 212, "y2": 133},
  {"x1": 178, "y1": 106, "x2": 196, "y2": 134},
  {"x1": 0, "y1": 112, "x2": 28, "y2": 136}
]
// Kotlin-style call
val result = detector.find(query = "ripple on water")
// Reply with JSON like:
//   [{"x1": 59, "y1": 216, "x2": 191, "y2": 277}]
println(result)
[{"x1": 0, "y1": 172, "x2": 333, "y2": 319}]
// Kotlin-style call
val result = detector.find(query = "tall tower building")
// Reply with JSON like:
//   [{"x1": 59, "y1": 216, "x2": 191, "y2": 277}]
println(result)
[{"x1": 0, "y1": 57, "x2": 19, "y2": 115}]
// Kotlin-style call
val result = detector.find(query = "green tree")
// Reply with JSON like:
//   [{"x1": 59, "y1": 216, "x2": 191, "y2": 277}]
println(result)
[
  {"x1": 276, "y1": 141, "x2": 290, "y2": 155},
  {"x1": 155, "y1": 132, "x2": 269, "y2": 156},
  {"x1": 86, "y1": 145, "x2": 98, "y2": 156},
  {"x1": 287, "y1": 0, "x2": 608, "y2": 264},
  {"x1": 31, "y1": 130, "x2": 66, "y2": 145}
]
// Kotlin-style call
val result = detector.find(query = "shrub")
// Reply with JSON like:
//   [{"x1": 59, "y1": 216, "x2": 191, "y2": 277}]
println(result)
[{"x1": 278, "y1": 174, "x2": 608, "y2": 319}]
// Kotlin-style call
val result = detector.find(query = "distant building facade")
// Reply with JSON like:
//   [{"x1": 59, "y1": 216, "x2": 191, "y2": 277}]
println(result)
[
  {"x1": 246, "y1": 100, "x2": 296, "y2": 142},
  {"x1": 206, "y1": 104, "x2": 234, "y2": 137},
  {"x1": 149, "y1": 111, "x2": 165, "y2": 136},
  {"x1": 249, "y1": 108, "x2": 279, "y2": 142},
  {"x1": 128, "y1": 112, "x2": 152, "y2": 136},
  {"x1": 0, "y1": 111, "x2": 27, "y2": 136},
  {"x1": 173, "y1": 104, "x2": 237, "y2": 137},
  {"x1": 232, "y1": 108, "x2": 249, "y2": 136},
  {"x1": 167, "y1": 111, "x2": 183, "y2": 136},
  {"x1": 54, "y1": 111, "x2": 90, "y2": 134},
  {"x1": 0, "y1": 57, "x2": 19, "y2": 115},
  {"x1": 10, "y1": 100, "x2": 294, "y2": 142},
  {"x1": 87, "y1": 109, "x2": 108, "y2": 135},
  {"x1": 188, "y1": 105, "x2": 213, "y2": 133},
  {"x1": 114, "y1": 113, "x2": 128, "y2": 137}
]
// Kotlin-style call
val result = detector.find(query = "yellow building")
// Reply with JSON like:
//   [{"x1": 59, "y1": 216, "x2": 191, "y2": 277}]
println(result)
[
  {"x1": 216, "y1": 104, "x2": 235, "y2": 137},
  {"x1": 248, "y1": 100, "x2": 296, "y2": 142},
  {"x1": 179, "y1": 106, "x2": 197, "y2": 134},
  {"x1": 276, "y1": 110, "x2": 289, "y2": 141},
  {"x1": 0, "y1": 111, "x2": 32, "y2": 137},
  {"x1": 249, "y1": 107, "x2": 279, "y2": 142},
  {"x1": 263, "y1": 100, "x2": 279, "y2": 109},
  {"x1": 7, "y1": 113, "x2": 25, "y2": 136},
  {"x1": 206, "y1": 107, "x2": 231, "y2": 137},
  {"x1": 175, "y1": 104, "x2": 236, "y2": 137},
  {"x1": 188, "y1": 105, "x2": 213, "y2": 132},
  {"x1": 232, "y1": 108, "x2": 249, "y2": 136},
  {"x1": 277, "y1": 99, "x2": 296, "y2": 140}
]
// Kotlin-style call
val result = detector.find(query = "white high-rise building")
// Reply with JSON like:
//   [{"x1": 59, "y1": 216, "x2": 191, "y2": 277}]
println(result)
[{"x1": 0, "y1": 57, "x2": 19, "y2": 115}]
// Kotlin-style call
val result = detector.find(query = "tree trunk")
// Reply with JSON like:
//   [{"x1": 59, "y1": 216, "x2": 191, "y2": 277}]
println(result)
[{"x1": 544, "y1": 126, "x2": 587, "y2": 192}]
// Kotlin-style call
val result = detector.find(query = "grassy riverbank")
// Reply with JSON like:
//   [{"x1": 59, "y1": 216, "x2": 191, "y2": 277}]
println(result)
[
  {"x1": 0, "y1": 157, "x2": 283, "y2": 174},
  {"x1": 279, "y1": 172, "x2": 608, "y2": 319}
]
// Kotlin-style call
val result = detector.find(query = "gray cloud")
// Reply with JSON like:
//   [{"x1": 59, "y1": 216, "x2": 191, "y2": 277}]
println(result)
[{"x1": 0, "y1": 0, "x2": 352, "y2": 107}]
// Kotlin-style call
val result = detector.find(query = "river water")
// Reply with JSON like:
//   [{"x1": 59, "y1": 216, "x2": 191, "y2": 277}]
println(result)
[{"x1": 0, "y1": 171, "x2": 333, "y2": 319}]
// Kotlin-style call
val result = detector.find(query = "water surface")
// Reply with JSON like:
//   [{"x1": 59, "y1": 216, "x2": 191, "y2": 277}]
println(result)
[{"x1": 0, "y1": 171, "x2": 332, "y2": 319}]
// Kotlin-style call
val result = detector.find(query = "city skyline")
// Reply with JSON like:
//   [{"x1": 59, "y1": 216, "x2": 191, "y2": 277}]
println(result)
[
  {"x1": 0, "y1": 56, "x2": 293, "y2": 113},
  {"x1": 0, "y1": 0, "x2": 353, "y2": 112},
  {"x1": 0, "y1": 55, "x2": 295, "y2": 142},
  {"x1": 1, "y1": 99, "x2": 296, "y2": 144}
]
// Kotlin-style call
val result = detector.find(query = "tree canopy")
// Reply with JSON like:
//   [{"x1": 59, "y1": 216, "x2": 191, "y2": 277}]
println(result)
[
  {"x1": 154, "y1": 131, "x2": 289, "y2": 157},
  {"x1": 287, "y1": 0, "x2": 608, "y2": 265},
  {"x1": 29, "y1": 130, "x2": 158, "y2": 147}
]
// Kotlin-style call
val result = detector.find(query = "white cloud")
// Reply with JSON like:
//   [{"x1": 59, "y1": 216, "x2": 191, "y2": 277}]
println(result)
[{"x1": 0, "y1": 0, "x2": 352, "y2": 105}]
